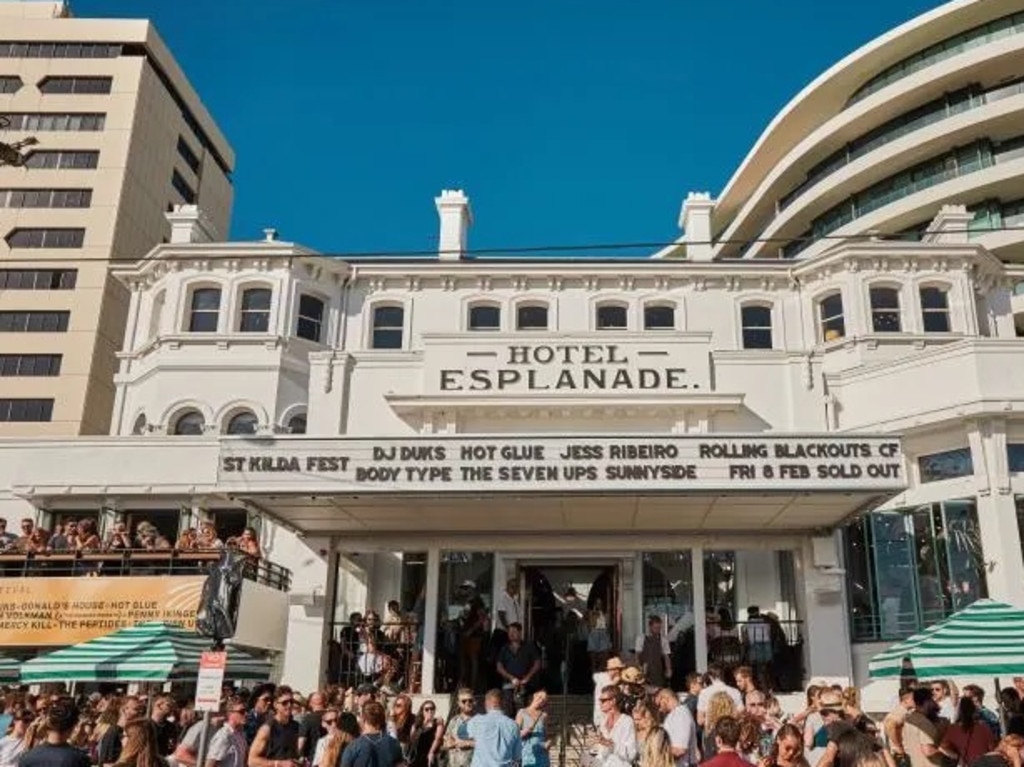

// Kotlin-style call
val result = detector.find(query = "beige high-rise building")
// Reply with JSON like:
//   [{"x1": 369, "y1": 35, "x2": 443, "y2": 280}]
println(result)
[{"x1": 0, "y1": 0, "x2": 234, "y2": 435}]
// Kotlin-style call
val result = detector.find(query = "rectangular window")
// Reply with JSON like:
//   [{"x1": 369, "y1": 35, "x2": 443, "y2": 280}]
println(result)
[
  {"x1": 0, "y1": 113, "x2": 105, "y2": 131},
  {"x1": 818, "y1": 293, "x2": 845, "y2": 342},
  {"x1": 188, "y1": 288, "x2": 221, "y2": 332},
  {"x1": 0, "y1": 42, "x2": 121, "y2": 59},
  {"x1": 296, "y1": 294, "x2": 325, "y2": 342},
  {"x1": 643, "y1": 305, "x2": 675, "y2": 330},
  {"x1": 171, "y1": 169, "x2": 196, "y2": 204},
  {"x1": 238, "y1": 288, "x2": 271, "y2": 333},
  {"x1": 1010, "y1": 444, "x2": 1024, "y2": 473},
  {"x1": 741, "y1": 305, "x2": 773, "y2": 349},
  {"x1": 0, "y1": 76, "x2": 21, "y2": 94},
  {"x1": 372, "y1": 305, "x2": 404, "y2": 349},
  {"x1": 39, "y1": 76, "x2": 112, "y2": 94},
  {"x1": 6, "y1": 229, "x2": 85, "y2": 248},
  {"x1": 23, "y1": 150, "x2": 99, "y2": 170},
  {"x1": 0, "y1": 269, "x2": 77, "y2": 289},
  {"x1": 869, "y1": 287, "x2": 902, "y2": 332},
  {"x1": 176, "y1": 136, "x2": 201, "y2": 174},
  {"x1": 0, "y1": 354, "x2": 62, "y2": 376},
  {"x1": 0, "y1": 189, "x2": 91, "y2": 208},
  {"x1": 0, "y1": 398, "x2": 54, "y2": 422},
  {"x1": 0, "y1": 311, "x2": 70, "y2": 332},
  {"x1": 921, "y1": 287, "x2": 951, "y2": 332},
  {"x1": 918, "y1": 447, "x2": 974, "y2": 483}
]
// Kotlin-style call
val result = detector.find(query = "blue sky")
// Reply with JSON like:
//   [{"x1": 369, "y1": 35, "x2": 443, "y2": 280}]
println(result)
[{"x1": 82, "y1": 0, "x2": 940, "y2": 255}]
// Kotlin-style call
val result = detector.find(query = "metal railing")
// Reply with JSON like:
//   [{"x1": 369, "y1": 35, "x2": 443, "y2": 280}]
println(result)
[
  {"x1": 707, "y1": 619, "x2": 805, "y2": 692},
  {"x1": 0, "y1": 548, "x2": 292, "y2": 591},
  {"x1": 327, "y1": 620, "x2": 422, "y2": 693}
]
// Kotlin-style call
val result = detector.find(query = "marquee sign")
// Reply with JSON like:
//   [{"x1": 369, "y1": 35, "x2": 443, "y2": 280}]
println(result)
[
  {"x1": 218, "y1": 435, "x2": 905, "y2": 493},
  {"x1": 422, "y1": 336, "x2": 713, "y2": 395}
]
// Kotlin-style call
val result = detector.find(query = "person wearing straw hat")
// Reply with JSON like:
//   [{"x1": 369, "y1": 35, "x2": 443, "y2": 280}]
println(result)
[{"x1": 593, "y1": 658, "x2": 625, "y2": 728}]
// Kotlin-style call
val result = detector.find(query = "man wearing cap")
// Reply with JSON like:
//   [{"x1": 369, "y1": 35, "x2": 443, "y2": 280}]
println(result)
[
  {"x1": 494, "y1": 579, "x2": 522, "y2": 653},
  {"x1": 634, "y1": 615, "x2": 672, "y2": 691},
  {"x1": 593, "y1": 658, "x2": 625, "y2": 728}
]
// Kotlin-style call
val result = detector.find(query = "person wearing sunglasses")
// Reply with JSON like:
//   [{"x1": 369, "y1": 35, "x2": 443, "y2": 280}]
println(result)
[
  {"x1": 206, "y1": 699, "x2": 248, "y2": 767},
  {"x1": 409, "y1": 702, "x2": 443, "y2": 767},
  {"x1": 248, "y1": 692, "x2": 301, "y2": 767},
  {"x1": 444, "y1": 689, "x2": 476, "y2": 767}
]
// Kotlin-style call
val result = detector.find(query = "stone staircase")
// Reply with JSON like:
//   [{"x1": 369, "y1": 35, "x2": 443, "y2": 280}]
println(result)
[{"x1": 543, "y1": 695, "x2": 597, "y2": 767}]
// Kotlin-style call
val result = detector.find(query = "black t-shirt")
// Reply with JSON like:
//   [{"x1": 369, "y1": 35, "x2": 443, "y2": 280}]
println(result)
[
  {"x1": 152, "y1": 718, "x2": 179, "y2": 756},
  {"x1": 18, "y1": 743, "x2": 91, "y2": 767},
  {"x1": 972, "y1": 755, "x2": 1011, "y2": 767},
  {"x1": 97, "y1": 725, "x2": 124, "y2": 765},
  {"x1": 340, "y1": 733, "x2": 404, "y2": 767},
  {"x1": 498, "y1": 642, "x2": 539, "y2": 678},
  {"x1": 299, "y1": 712, "x2": 325, "y2": 760}
]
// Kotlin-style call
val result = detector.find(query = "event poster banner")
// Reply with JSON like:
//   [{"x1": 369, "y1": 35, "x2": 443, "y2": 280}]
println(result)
[
  {"x1": 0, "y1": 576, "x2": 203, "y2": 646},
  {"x1": 218, "y1": 435, "x2": 906, "y2": 493}
]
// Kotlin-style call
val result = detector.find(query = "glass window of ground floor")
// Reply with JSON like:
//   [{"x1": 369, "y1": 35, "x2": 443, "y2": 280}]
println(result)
[{"x1": 842, "y1": 499, "x2": 987, "y2": 642}]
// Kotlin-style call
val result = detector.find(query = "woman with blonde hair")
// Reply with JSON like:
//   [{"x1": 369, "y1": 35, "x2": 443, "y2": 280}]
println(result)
[
  {"x1": 113, "y1": 719, "x2": 166, "y2": 767},
  {"x1": 703, "y1": 691, "x2": 738, "y2": 759},
  {"x1": 641, "y1": 727, "x2": 675, "y2": 767},
  {"x1": 316, "y1": 711, "x2": 360, "y2": 767},
  {"x1": 631, "y1": 698, "x2": 659, "y2": 750}
]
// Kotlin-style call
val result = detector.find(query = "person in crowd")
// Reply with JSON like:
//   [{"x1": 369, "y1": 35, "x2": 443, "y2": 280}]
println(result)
[
  {"x1": 594, "y1": 658, "x2": 626, "y2": 728},
  {"x1": 387, "y1": 696, "x2": 414, "y2": 762},
  {"x1": 316, "y1": 712, "x2": 359, "y2": 767},
  {"x1": 206, "y1": 698, "x2": 249, "y2": 767},
  {"x1": 634, "y1": 616, "x2": 672, "y2": 692},
  {"x1": 999, "y1": 690, "x2": 1024, "y2": 738},
  {"x1": 495, "y1": 580, "x2": 523, "y2": 654},
  {"x1": 973, "y1": 734, "x2": 1024, "y2": 767},
  {"x1": 643, "y1": 728, "x2": 677, "y2": 767},
  {"x1": 197, "y1": 523, "x2": 223, "y2": 550},
  {"x1": 244, "y1": 687, "x2": 274, "y2": 745},
  {"x1": 149, "y1": 696, "x2": 178, "y2": 757},
  {"x1": 175, "y1": 529, "x2": 198, "y2": 551},
  {"x1": 757, "y1": 723, "x2": 808, "y2": 767},
  {"x1": 105, "y1": 522, "x2": 133, "y2": 551},
  {"x1": 0, "y1": 518, "x2": 17, "y2": 549},
  {"x1": 902, "y1": 688, "x2": 945, "y2": 767},
  {"x1": 703, "y1": 693, "x2": 739, "y2": 760},
  {"x1": 961, "y1": 686, "x2": 1000, "y2": 742},
  {"x1": 467, "y1": 689, "x2": 520, "y2": 767},
  {"x1": 497, "y1": 623, "x2": 541, "y2": 713},
  {"x1": 587, "y1": 599, "x2": 613, "y2": 673},
  {"x1": 340, "y1": 702, "x2": 403, "y2": 767},
  {"x1": 98, "y1": 697, "x2": 143, "y2": 767},
  {"x1": 883, "y1": 687, "x2": 916, "y2": 765},
  {"x1": 697, "y1": 666, "x2": 742, "y2": 729},
  {"x1": 631, "y1": 698, "x2": 659, "y2": 752},
  {"x1": 351, "y1": 686, "x2": 377, "y2": 727},
  {"x1": 0, "y1": 709, "x2": 33, "y2": 767},
  {"x1": 701, "y1": 716, "x2": 747, "y2": 767},
  {"x1": 409, "y1": 701, "x2": 443, "y2": 767},
  {"x1": 515, "y1": 690, "x2": 549, "y2": 767},
  {"x1": 357, "y1": 635, "x2": 397, "y2": 694},
  {"x1": 595, "y1": 686, "x2": 636, "y2": 767},
  {"x1": 247, "y1": 689, "x2": 300, "y2": 767},
  {"x1": 742, "y1": 691, "x2": 778, "y2": 759},
  {"x1": 682, "y1": 674, "x2": 704, "y2": 723},
  {"x1": 444, "y1": 689, "x2": 477, "y2": 767},
  {"x1": 459, "y1": 595, "x2": 490, "y2": 694},
  {"x1": 383, "y1": 601, "x2": 405, "y2": 643},
  {"x1": 655, "y1": 688, "x2": 698, "y2": 767},
  {"x1": 113, "y1": 719, "x2": 166, "y2": 767},
  {"x1": 929, "y1": 682, "x2": 957, "y2": 724},
  {"x1": 297, "y1": 692, "x2": 327, "y2": 764},
  {"x1": 939, "y1": 696, "x2": 996, "y2": 767},
  {"x1": 743, "y1": 608, "x2": 773, "y2": 682},
  {"x1": 227, "y1": 528, "x2": 260, "y2": 560},
  {"x1": 169, "y1": 709, "x2": 224, "y2": 767},
  {"x1": 73, "y1": 520, "x2": 101, "y2": 552},
  {"x1": 734, "y1": 668, "x2": 758, "y2": 704},
  {"x1": 48, "y1": 520, "x2": 77, "y2": 552},
  {"x1": 310, "y1": 708, "x2": 340, "y2": 767},
  {"x1": 17, "y1": 697, "x2": 90, "y2": 767}
]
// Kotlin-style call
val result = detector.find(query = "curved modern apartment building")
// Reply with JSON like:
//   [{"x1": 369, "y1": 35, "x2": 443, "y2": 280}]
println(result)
[{"x1": 658, "y1": 0, "x2": 1024, "y2": 265}]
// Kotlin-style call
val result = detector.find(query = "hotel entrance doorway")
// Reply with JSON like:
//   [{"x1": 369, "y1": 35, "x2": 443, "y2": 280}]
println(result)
[{"x1": 521, "y1": 563, "x2": 618, "y2": 694}]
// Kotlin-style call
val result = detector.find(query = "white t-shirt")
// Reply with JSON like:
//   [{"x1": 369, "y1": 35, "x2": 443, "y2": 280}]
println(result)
[
  {"x1": 593, "y1": 671, "x2": 613, "y2": 727},
  {"x1": 497, "y1": 590, "x2": 522, "y2": 627},
  {"x1": 207, "y1": 725, "x2": 248, "y2": 767},
  {"x1": 663, "y1": 704, "x2": 699, "y2": 767},
  {"x1": 695, "y1": 680, "x2": 743, "y2": 715}
]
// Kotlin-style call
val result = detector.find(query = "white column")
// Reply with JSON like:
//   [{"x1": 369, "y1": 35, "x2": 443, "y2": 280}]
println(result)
[
  {"x1": 318, "y1": 541, "x2": 340, "y2": 685},
  {"x1": 974, "y1": 492, "x2": 1024, "y2": 601},
  {"x1": 421, "y1": 548, "x2": 441, "y2": 694},
  {"x1": 798, "y1": 538, "x2": 852, "y2": 683},
  {"x1": 692, "y1": 547, "x2": 707, "y2": 673}
]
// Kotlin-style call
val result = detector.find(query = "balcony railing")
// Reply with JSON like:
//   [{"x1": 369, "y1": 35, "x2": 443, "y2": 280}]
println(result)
[
  {"x1": 707, "y1": 619, "x2": 805, "y2": 692},
  {"x1": 327, "y1": 621, "x2": 422, "y2": 694},
  {"x1": 0, "y1": 549, "x2": 292, "y2": 591}
]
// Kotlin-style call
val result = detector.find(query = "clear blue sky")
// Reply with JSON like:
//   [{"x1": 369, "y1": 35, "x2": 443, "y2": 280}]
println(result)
[{"x1": 81, "y1": 0, "x2": 939, "y2": 255}]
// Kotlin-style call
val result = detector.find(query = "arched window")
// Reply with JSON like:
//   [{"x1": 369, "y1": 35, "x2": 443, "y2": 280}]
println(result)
[
  {"x1": 148, "y1": 290, "x2": 165, "y2": 339},
  {"x1": 238, "y1": 287, "x2": 272, "y2": 332},
  {"x1": 643, "y1": 304, "x2": 674, "y2": 330},
  {"x1": 187, "y1": 287, "x2": 221, "y2": 332},
  {"x1": 869, "y1": 287, "x2": 901, "y2": 332},
  {"x1": 740, "y1": 305, "x2": 773, "y2": 349},
  {"x1": 920, "y1": 286, "x2": 951, "y2": 332},
  {"x1": 287, "y1": 413, "x2": 307, "y2": 435},
  {"x1": 516, "y1": 303, "x2": 548, "y2": 330},
  {"x1": 296, "y1": 294, "x2": 325, "y2": 342},
  {"x1": 596, "y1": 303, "x2": 628, "y2": 330},
  {"x1": 468, "y1": 303, "x2": 500, "y2": 331},
  {"x1": 171, "y1": 410, "x2": 205, "y2": 435},
  {"x1": 226, "y1": 411, "x2": 259, "y2": 435},
  {"x1": 372, "y1": 305, "x2": 404, "y2": 349},
  {"x1": 818, "y1": 292, "x2": 845, "y2": 342},
  {"x1": 131, "y1": 414, "x2": 147, "y2": 435}
]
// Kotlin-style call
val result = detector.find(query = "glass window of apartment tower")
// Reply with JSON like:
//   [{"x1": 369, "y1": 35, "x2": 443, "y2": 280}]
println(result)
[
  {"x1": 468, "y1": 304, "x2": 500, "y2": 331},
  {"x1": 642, "y1": 552, "x2": 695, "y2": 682},
  {"x1": 818, "y1": 293, "x2": 845, "y2": 341},
  {"x1": 188, "y1": 288, "x2": 221, "y2": 332},
  {"x1": 239, "y1": 288, "x2": 271, "y2": 333},
  {"x1": 643, "y1": 304, "x2": 674, "y2": 330},
  {"x1": 740, "y1": 305, "x2": 773, "y2": 349},
  {"x1": 372, "y1": 305, "x2": 404, "y2": 349},
  {"x1": 870, "y1": 287, "x2": 902, "y2": 332},
  {"x1": 436, "y1": 552, "x2": 494, "y2": 693},
  {"x1": 921, "y1": 286, "x2": 951, "y2": 332},
  {"x1": 842, "y1": 500, "x2": 986, "y2": 642}
]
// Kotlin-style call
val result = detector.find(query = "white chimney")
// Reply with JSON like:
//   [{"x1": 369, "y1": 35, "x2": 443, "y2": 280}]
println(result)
[
  {"x1": 679, "y1": 192, "x2": 715, "y2": 261},
  {"x1": 165, "y1": 204, "x2": 216, "y2": 244},
  {"x1": 435, "y1": 189, "x2": 472, "y2": 261}
]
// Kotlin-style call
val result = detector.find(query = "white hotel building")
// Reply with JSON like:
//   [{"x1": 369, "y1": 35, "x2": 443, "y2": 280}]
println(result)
[{"x1": 4, "y1": 0, "x2": 1024, "y2": 700}]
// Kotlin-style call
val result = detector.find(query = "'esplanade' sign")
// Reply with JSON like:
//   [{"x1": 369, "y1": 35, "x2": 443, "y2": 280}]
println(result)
[
  {"x1": 218, "y1": 435, "x2": 905, "y2": 493},
  {"x1": 422, "y1": 334, "x2": 713, "y2": 395}
]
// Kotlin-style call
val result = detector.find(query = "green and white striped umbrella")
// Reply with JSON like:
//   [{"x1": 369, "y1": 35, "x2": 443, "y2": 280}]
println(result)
[
  {"x1": 0, "y1": 654, "x2": 19, "y2": 682},
  {"x1": 869, "y1": 599, "x2": 1024, "y2": 679},
  {"x1": 20, "y1": 621, "x2": 272, "y2": 683}
]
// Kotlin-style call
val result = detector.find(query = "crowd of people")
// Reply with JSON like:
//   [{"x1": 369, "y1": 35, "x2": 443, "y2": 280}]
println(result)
[
  {"x1": 6, "y1": 665, "x2": 1024, "y2": 767},
  {"x1": 0, "y1": 518, "x2": 261, "y2": 560}
]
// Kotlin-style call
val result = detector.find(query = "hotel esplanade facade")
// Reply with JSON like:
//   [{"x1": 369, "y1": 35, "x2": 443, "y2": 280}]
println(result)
[{"x1": 4, "y1": 0, "x2": 1024, "y2": 701}]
